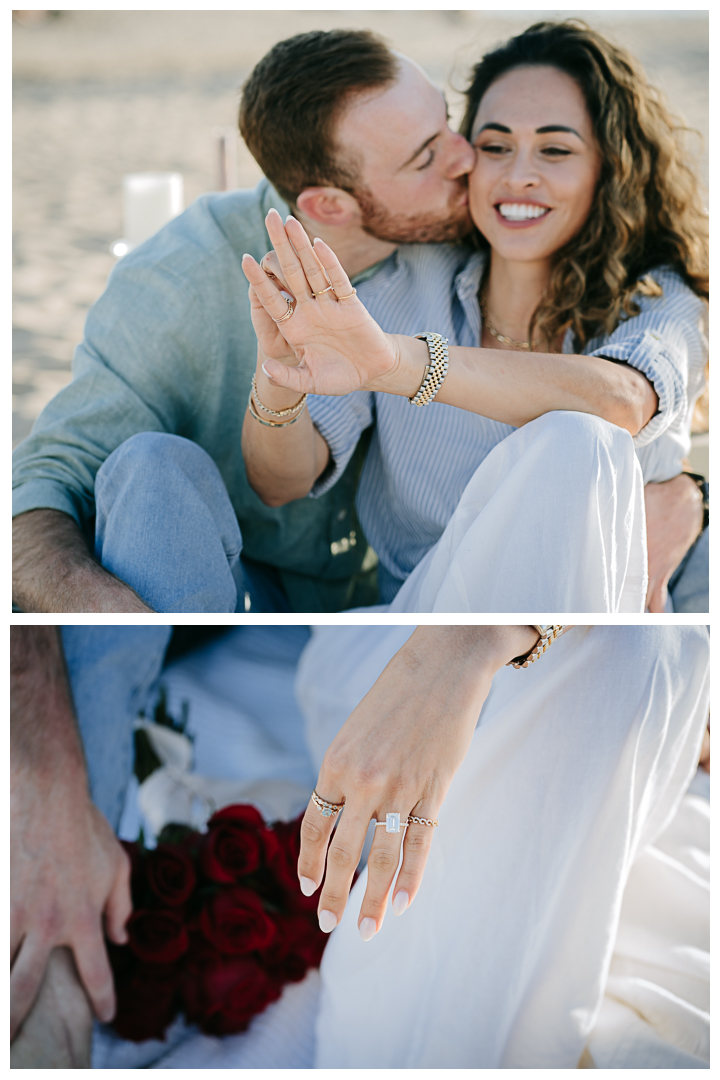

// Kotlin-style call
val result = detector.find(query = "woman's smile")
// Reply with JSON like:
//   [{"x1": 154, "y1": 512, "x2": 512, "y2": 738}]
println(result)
[{"x1": 494, "y1": 200, "x2": 552, "y2": 226}]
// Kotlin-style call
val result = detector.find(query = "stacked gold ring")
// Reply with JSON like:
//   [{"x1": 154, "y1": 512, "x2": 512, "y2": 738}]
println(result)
[
  {"x1": 311, "y1": 790, "x2": 345, "y2": 818},
  {"x1": 273, "y1": 297, "x2": 294, "y2": 324},
  {"x1": 407, "y1": 815, "x2": 439, "y2": 827}
]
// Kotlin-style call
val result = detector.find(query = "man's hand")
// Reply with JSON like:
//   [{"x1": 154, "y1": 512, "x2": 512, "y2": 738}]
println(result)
[
  {"x1": 10, "y1": 628, "x2": 132, "y2": 1040},
  {"x1": 11, "y1": 784, "x2": 131, "y2": 1039},
  {"x1": 13, "y1": 509, "x2": 153, "y2": 612},
  {"x1": 645, "y1": 475, "x2": 704, "y2": 612}
]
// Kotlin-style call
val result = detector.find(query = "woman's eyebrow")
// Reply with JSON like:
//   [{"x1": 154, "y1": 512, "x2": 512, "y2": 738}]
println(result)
[
  {"x1": 476, "y1": 121, "x2": 585, "y2": 142},
  {"x1": 536, "y1": 124, "x2": 584, "y2": 141}
]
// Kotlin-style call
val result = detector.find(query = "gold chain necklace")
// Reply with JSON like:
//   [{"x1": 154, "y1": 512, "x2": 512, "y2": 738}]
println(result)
[{"x1": 480, "y1": 279, "x2": 540, "y2": 351}]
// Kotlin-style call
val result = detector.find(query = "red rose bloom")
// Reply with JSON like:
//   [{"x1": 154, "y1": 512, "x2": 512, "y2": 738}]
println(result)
[
  {"x1": 121, "y1": 839, "x2": 143, "y2": 879},
  {"x1": 109, "y1": 805, "x2": 327, "y2": 1045},
  {"x1": 265, "y1": 817, "x2": 302, "y2": 893},
  {"x1": 127, "y1": 909, "x2": 189, "y2": 963},
  {"x1": 263, "y1": 911, "x2": 327, "y2": 981},
  {"x1": 182, "y1": 950, "x2": 282, "y2": 1035},
  {"x1": 200, "y1": 886, "x2": 277, "y2": 955},
  {"x1": 146, "y1": 843, "x2": 196, "y2": 906},
  {"x1": 265, "y1": 816, "x2": 322, "y2": 914},
  {"x1": 200, "y1": 805, "x2": 265, "y2": 882},
  {"x1": 121, "y1": 840, "x2": 146, "y2": 906},
  {"x1": 112, "y1": 960, "x2": 180, "y2": 1042}
]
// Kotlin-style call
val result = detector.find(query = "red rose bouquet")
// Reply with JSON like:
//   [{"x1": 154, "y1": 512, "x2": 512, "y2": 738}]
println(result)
[{"x1": 108, "y1": 805, "x2": 326, "y2": 1042}]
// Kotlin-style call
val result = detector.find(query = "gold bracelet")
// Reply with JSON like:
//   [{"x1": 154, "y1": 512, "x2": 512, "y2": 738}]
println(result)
[
  {"x1": 247, "y1": 391, "x2": 306, "y2": 427},
  {"x1": 251, "y1": 374, "x2": 307, "y2": 418},
  {"x1": 507, "y1": 625, "x2": 568, "y2": 668},
  {"x1": 408, "y1": 333, "x2": 449, "y2": 407}
]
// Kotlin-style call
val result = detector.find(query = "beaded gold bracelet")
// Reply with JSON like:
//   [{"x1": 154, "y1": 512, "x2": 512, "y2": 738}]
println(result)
[
  {"x1": 507, "y1": 625, "x2": 568, "y2": 668},
  {"x1": 247, "y1": 391, "x2": 306, "y2": 427},
  {"x1": 251, "y1": 373, "x2": 307, "y2": 418}
]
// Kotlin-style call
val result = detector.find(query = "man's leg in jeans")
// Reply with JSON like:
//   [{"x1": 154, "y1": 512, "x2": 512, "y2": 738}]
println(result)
[{"x1": 95, "y1": 432, "x2": 290, "y2": 614}]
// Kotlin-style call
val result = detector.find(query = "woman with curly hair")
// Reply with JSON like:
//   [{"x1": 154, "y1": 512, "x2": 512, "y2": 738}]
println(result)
[{"x1": 242, "y1": 20, "x2": 708, "y2": 613}]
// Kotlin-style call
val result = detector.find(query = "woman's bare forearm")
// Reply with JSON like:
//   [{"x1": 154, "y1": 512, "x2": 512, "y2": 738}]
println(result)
[
  {"x1": 12, "y1": 509, "x2": 153, "y2": 613},
  {"x1": 373, "y1": 336, "x2": 658, "y2": 436},
  {"x1": 241, "y1": 361, "x2": 330, "y2": 506}
]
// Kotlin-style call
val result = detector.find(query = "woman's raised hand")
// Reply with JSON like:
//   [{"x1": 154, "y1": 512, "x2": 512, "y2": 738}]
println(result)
[{"x1": 242, "y1": 210, "x2": 399, "y2": 397}]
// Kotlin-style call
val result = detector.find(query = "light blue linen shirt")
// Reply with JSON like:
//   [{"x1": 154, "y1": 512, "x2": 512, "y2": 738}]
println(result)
[
  {"x1": 309, "y1": 244, "x2": 707, "y2": 599},
  {"x1": 11, "y1": 182, "x2": 376, "y2": 612}
]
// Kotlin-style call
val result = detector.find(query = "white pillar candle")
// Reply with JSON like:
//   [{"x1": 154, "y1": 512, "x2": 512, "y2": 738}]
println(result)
[{"x1": 122, "y1": 172, "x2": 184, "y2": 249}]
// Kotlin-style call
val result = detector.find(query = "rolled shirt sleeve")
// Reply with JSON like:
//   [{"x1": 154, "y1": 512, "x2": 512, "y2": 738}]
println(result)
[
  {"x1": 580, "y1": 268, "x2": 707, "y2": 450},
  {"x1": 308, "y1": 391, "x2": 375, "y2": 497}
]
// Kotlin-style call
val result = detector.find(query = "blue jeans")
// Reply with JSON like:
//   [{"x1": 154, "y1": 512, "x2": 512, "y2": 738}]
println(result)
[{"x1": 94, "y1": 432, "x2": 289, "y2": 613}]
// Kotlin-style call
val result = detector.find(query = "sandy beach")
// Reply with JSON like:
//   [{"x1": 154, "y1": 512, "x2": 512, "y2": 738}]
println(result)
[{"x1": 13, "y1": 10, "x2": 708, "y2": 457}]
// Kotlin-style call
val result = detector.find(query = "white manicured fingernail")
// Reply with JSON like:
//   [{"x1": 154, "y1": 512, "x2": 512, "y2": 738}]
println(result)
[
  {"x1": 392, "y1": 889, "x2": 409, "y2": 916},
  {"x1": 286, "y1": 214, "x2": 297, "y2": 223},
  {"x1": 300, "y1": 876, "x2": 317, "y2": 896},
  {"x1": 261, "y1": 362, "x2": 271, "y2": 378},
  {"x1": 359, "y1": 917, "x2": 377, "y2": 942},
  {"x1": 319, "y1": 909, "x2": 338, "y2": 933}
]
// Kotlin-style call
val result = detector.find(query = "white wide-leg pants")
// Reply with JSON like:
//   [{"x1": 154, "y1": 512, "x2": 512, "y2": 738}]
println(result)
[
  {"x1": 387, "y1": 411, "x2": 647, "y2": 613},
  {"x1": 295, "y1": 625, "x2": 709, "y2": 1068}
]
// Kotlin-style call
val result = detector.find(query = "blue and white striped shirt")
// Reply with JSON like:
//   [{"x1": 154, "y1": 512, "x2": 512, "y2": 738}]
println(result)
[{"x1": 308, "y1": 244, "x2": 707, "y2": 600}]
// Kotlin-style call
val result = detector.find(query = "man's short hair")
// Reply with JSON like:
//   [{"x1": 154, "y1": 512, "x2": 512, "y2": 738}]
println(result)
[{"x1": 239, "y1": 30, "x2": 399, "y2": 207}]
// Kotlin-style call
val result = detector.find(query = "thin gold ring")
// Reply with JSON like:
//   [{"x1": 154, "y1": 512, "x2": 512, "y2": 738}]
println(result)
[
  {"x1": 311, "y1": 789, "x2": 345, "y2": 818},
  {"x1": 312, "y1": 284, "x2": 334, "y2": 297},
  {"x1": 334, "y1": 288, "x2": 357, "y2": 301},
  {"x1": 273, "y1": 297, "x2": 294, "y2": 324}
]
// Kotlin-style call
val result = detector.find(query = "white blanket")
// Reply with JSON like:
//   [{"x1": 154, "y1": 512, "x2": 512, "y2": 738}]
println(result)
[{"x1": 93, "y1": 626, "x2": 708, "y2": 1068}]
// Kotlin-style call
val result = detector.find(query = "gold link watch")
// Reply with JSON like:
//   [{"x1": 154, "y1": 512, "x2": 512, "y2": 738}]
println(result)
[
  {"x1": 507, "y1": 625, "x2": 568, "y2": 669},
  {"x1": 408, "y1": 333, "x2": 450, "y2": 407}
]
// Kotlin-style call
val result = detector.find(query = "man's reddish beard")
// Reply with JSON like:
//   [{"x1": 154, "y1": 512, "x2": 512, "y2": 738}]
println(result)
[{"x1": 353, "y1": 184, "x2": 473, "y2": 244}]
